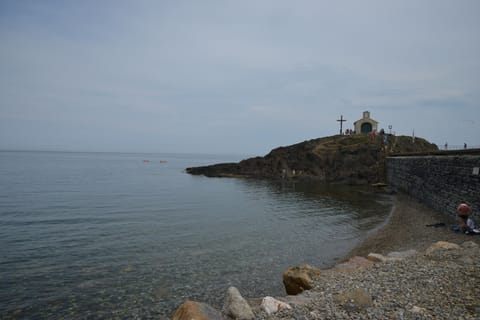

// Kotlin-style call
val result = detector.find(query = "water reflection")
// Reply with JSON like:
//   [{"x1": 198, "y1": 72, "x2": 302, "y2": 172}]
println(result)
[
  {"x1": 0, "y1": 152, "x2": 392, "y2": 319},
  {"x1": 165, "y1": 177, "x2": 393, "y2": 313},
  {"x1": 233, "y1": 178, "x2": 392, "y2": 230}
]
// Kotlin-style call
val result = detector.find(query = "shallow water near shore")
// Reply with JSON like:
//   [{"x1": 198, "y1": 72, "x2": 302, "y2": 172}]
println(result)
[{"x1": 0, "y1": 151, "x2": 392, "y2": 319}]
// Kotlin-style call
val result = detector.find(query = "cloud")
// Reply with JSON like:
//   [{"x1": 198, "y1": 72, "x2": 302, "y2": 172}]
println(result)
[{"x1": 1, "y1": 0, "x2": 479, "y2": 153}]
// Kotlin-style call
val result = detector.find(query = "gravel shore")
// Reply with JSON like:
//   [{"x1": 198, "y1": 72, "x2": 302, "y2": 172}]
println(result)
[
  {"x1": 254, "y1": 194, "x2": 480, "y2": 320},
  {"x1": 347, "y1": 193, "x2": 479, "y2": 257}
]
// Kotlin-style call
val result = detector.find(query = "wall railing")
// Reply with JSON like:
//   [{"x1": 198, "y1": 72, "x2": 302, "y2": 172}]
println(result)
[{"x1": 389, "y1": 148, "x2": 480, "y2": 157}]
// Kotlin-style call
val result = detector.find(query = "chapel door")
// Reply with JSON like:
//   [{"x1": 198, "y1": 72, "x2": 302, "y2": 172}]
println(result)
[{"x1": 361, "y1": 123, "x2": 372, "y2": 134}]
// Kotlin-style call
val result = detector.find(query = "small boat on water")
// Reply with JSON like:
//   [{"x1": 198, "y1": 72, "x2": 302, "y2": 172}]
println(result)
[
  {"x1": 159, "y1": 160, "x2": 168, "y2": 163},
  {"x1": 143, "y1": 160, "x2": 150, "y2": 163}
]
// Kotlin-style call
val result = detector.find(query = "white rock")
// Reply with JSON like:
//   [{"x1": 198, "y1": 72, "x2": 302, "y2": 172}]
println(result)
[
  {"x1": 367, "y1": 253, "x2": 388, "y2": 263},
  {"x1": 261, "y1": 296, "x2": 292, "y2": 315},
  {"x1": 223, "y1": 287, "x2": 254, "y2": 320}
]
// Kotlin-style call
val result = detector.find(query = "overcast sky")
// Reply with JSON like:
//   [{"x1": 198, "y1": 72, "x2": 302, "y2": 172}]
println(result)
[{"x1": 1, "y1": 0, "x2": 479, "y2": 155}]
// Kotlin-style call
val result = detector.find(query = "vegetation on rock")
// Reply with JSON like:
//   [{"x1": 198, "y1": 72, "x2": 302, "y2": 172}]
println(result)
[{"x1": 186, "y1": 134, "x2": 438, "y2": 185}]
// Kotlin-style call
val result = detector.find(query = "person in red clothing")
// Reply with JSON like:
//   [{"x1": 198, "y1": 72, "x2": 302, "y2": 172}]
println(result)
[{"x1": 457, "y1": 203, "x2": 478, "y2": 234}]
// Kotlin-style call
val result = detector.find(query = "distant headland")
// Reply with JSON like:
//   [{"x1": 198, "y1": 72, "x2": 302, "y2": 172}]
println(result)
[{"x1": 186, "y1": 133, "x2": 438, "y2": 185}]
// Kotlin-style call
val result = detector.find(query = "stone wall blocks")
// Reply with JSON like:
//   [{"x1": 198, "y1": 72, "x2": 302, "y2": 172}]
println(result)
[{"x1": 387, "y1": 155, "x2": 480, "y2": 219}]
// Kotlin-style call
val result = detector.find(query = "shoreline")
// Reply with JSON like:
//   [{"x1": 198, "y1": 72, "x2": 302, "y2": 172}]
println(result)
[
  {"x1": 257, "y1": 194, "x2": 480, "y2": 319},
  {"x1": 346, "y1": 193, "x2": 480, "y2": 258},
  {"x1": 173, "y1": 194, "x2": 480, "y2": 319}
]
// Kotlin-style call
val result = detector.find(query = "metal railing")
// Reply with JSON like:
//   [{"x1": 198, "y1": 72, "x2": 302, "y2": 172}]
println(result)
[
  {"x1": 440, "y1": 145, "x2": 480, "y2": 151},
  {"x1": 389, "y1": 147, "x2": 480, "y2": 157}
]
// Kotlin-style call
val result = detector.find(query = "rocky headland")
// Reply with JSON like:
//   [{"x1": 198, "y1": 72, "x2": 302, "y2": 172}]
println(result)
[
  {"x1": 172, "y1": 195, "x2": 480, "y2": 320},
  {"x1": 186, "y1": 134, "x2": 438, "y2": 185}
]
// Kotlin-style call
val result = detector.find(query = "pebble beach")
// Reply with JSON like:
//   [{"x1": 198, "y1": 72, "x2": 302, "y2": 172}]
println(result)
[
  {"x1": 174, "y1": 194, "x2": 480, "y2": 320},
  {"x1": 253, "y1": 194, "x2": 480, "y2": 320}
]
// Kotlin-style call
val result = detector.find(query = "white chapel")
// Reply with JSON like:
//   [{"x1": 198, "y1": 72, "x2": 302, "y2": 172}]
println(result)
[{"x1": 354, "y1": 111, "x2": 378, "y2": 134}]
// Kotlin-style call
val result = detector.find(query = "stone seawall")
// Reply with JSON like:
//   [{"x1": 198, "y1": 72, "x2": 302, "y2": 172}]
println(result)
[{"x1": 386, "y1": 153, "x2": 480, "y2": 219}]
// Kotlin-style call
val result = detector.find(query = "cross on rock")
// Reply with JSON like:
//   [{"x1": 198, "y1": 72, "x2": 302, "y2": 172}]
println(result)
[{"x1": 337, "y1": 115, "x2": 347, "y2": 134}]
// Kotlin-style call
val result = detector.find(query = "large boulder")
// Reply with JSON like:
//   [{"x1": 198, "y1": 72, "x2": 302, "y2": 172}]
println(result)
[
  {"x1": 222, "y1": 287, "x2": 254, "y2": 320},
  {"x1": 172, "y1": 300, "x2": 224, "y2": 320},
  {"x1": 283, "y1": 264, "x2": 321, "y2": 295}
]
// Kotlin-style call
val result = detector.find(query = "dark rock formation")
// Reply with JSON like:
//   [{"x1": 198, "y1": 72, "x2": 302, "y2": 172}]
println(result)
[{"x1": 186, "y1": 134, "x2": 438, "y2": 185}]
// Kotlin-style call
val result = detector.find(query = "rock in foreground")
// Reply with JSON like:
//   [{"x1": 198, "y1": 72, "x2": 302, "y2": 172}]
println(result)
[
  {"x1": 172, "y1": 300, "x2": 223, "y2": 320},
  {"x1": 282, "y1": 264, "x2": 321, "y2": 295},
  {"x1": 173, "y1": 239, "x2": 480, "y2": 320},
  {"x1": 222, "y1": 287, "x2": 254, "y2": 320}
]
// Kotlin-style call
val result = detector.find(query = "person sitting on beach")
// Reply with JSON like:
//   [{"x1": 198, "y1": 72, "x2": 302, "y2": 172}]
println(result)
[{"x1": 456, "y1": 203, "x2": 479, "y2": 235}]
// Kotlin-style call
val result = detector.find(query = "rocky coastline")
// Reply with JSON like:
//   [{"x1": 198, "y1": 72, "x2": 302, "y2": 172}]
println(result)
[
  {"x1": 172, "y1": 194, "x2": 480, "y2": 320},
  {"x1": 186, "y1": 135, "x2": 438, "y2": 185}
]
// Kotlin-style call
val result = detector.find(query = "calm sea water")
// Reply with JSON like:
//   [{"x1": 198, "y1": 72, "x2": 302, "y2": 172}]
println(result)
[{"x1": 0, "y1": 151, "x2": 392, "y2": 319}]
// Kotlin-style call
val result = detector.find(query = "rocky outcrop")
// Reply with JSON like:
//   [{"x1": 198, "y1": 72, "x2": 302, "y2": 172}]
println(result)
[
  {"x1": 282, "y1": 264, "x2": 321, "y2": 295},
  {"x1": 186, "y1": 134, "x2": 438, "y2": 184}
]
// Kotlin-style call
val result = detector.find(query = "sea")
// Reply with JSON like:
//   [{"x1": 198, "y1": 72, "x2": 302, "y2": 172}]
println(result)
[{"x1": 0, "y1": 151, "x2": 392, "y2": 319}]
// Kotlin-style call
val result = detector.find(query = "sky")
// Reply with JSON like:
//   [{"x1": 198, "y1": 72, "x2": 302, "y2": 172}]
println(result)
[{"x1": 1, "y1": 0, "x2": 479, "y2": 155}]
